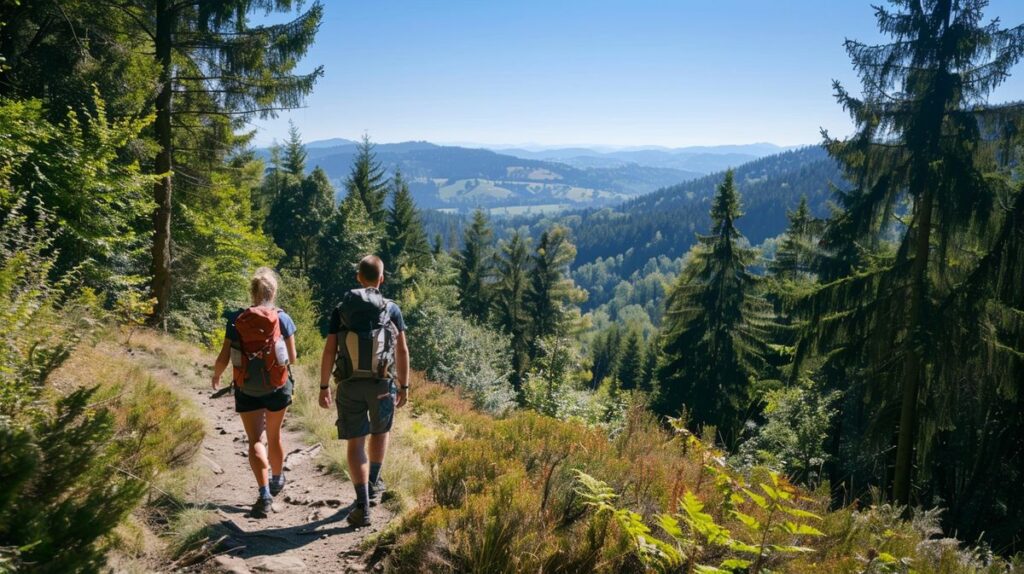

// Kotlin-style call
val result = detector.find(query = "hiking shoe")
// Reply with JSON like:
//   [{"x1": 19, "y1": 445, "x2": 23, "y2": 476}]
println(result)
[
  {"x1": 368, "y1": 479, "x2": 386, "y2": 507},
  {"x1": 269, "y1": 474, "x2": 286, "y2": 496},
  {"x1": 347, "y1": 504, "x2": 371, "y2": 527},
  {"x1": 251, "y1": 495, "x2": 275, "y2": 519}
]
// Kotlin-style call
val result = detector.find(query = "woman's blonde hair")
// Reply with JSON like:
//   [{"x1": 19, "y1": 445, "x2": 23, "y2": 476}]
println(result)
[{"x1": 250, "y1": 267, "x2": 279, "y2": 306}]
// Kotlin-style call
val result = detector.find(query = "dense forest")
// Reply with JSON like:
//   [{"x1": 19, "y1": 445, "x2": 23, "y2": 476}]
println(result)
[{"x1": 2, "y1": 0, "x2": 1024, "y2": 572}]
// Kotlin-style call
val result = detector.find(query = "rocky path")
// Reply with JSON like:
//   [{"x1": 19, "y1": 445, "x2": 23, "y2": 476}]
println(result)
[{"x1": 180, "y1": 382, "x2": 392, "y2": 573}]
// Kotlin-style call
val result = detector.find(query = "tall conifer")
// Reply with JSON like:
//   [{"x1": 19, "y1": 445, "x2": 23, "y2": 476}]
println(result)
[
  {"x1": 383, "y1": 171, "x2": 431, "y2": 301},
  {"x1": 492, "y1": 231, "x2": 532, "y2": 391},
  {"x1": 804, "y1": 0, "x2": 1024, "y2": 506},
  {"x1": 456, "y1": 209, "x2": 495, "y2": 323},
  {"x1": 656, "y1": 171, "x2": 774, "y2": 446}
]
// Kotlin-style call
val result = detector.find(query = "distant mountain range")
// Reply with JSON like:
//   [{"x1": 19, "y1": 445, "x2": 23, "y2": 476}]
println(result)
[
  {"x1": 256, "y1": 139, "x2": 796, "y2": 212},
  {"x1": 493, "y1": 143, "x2": 796, "y2": 173}
]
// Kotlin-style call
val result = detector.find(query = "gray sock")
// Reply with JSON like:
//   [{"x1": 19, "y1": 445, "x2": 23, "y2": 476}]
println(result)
[
  {"x1": 354, "y1": 482, "x2": 369, "y2": 506},
  {"x1": 369, "y1": 462, "x2": 382, "y2": 485}
]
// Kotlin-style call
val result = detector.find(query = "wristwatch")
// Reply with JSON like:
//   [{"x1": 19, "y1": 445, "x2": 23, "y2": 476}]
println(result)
[
  {"x1": 400, "y1": 384, "x2": 410, "y2": 390},
  {"x1": 319, "y1": 385, "x2": 329, "y2": 390}
]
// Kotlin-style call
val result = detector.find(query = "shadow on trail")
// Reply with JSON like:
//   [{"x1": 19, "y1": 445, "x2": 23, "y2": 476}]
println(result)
[{"x1": 213, "y1": 503, "x2": 364, "y2": 558}]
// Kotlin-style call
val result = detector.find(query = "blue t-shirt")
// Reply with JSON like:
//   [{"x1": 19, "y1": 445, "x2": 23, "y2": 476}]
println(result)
[{"x1": 225, "y1": 308, "x2": 297, "y2": 342}]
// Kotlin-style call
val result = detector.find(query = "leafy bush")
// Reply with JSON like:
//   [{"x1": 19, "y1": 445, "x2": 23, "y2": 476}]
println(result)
[
  {"x1": 735, "y1": 380, "x2": 839, "y2": 486},
  {"x1": 168, "y1": 165, "x2": 282, "y2": 344},
  {"x1": 408, "y1": 303, "x2": 516, "y2": 415},
  {"x1": 0, "y1": 93, "x2": 156, "y2": 295},
  {"x1": 277, "y1": 272, "x2": 324, "y2": 359},
  {"x1": 523, "y1": 336, "x2": 619, "y2": 427}
]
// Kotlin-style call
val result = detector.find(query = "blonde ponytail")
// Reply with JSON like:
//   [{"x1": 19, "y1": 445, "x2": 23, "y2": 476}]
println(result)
[{"x1": 250, "y1": 267, "x2": 279, "y2": 306}]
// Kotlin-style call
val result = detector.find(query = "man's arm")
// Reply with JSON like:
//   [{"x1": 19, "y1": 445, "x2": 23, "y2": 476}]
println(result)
[
  {"x1": 319, "y1": 334, "x2": 337, "y2": 409},
  {"x1": 395, "y1": 331, "x2": 409, "y2": 408}
]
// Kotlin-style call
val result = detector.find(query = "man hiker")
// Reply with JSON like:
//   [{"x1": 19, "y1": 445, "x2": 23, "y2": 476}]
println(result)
[{"x1": 319, "y1": 255, "x2": 410, "y2": 527}]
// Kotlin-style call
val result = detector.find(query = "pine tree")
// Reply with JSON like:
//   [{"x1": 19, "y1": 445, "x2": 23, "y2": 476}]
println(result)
[
  {"x1": 641, "y1": 343, "x2": 658, "y2": 393},
  {"x1": 491, "y1": 231, "x2": 532, "y2": 391},
  {"x1": 147, "y1": 1, "x2": 323, "y2": 323},
  {"x1": 265, "y1": 123, "x2": 333, "y2": 275},
  {"x1": 312, "y1": 186, "x2": 382, "y2": 321},
  {"x1": 617, "y1": 329, "x2": 644, "y2": 391},
  {"x1": 802, "y1": 0, "x2": 1024, "y2": 507},
  {"x1": 656, "y1": 170, "x2": 775, "y2": 446},
  {"x1": 456, "y1": 209, "x2": 495, "y2": 323},
  {"x1": 383, "y1": 171, "x2": 431, "y2": 301},
  {"x1": 346, "y1": 134, "x2": 390, "y2": 222},
  {"x1": 589, "y1": 324, "x2": 623, "y2": 390},
  {"x1": 526, "y1": 225, "x2": 582, "y2": 348},
  {"x1": 769, "y1": 196, "x2": 821, "y2": 280},
  {"x1": 283, "y1": 121, "x2": 308, "y2": 176}
]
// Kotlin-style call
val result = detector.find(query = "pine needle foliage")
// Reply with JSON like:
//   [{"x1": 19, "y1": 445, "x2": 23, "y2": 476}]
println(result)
[
  {"x1": 656, "y1": 171, "x2": 777, "y2": 447},
  {"x1": 800, "y1": 0, "x2": 1024, "y2": 519}
]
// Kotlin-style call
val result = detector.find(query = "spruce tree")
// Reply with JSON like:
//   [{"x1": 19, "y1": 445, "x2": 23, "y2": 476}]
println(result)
[
  {"x1": 283, "y1": 121, "x2": 308, "y2": 177},
  {"x1": 491, "y1": 231, "x2": 532, "y2": 391},
  {"x1": 617, "y1": 330, "x2": 644, "y2": 391},
  {"x1": 656, "y1": 170, "x2": 774, "y2": 446},
  {"x1": 383, "y1": 171, "x2": 431, "y2": 301},
  {"x1": 456, "y1": 209, "x2": 495, "y2": 323},
  {"x1": 525, "y1": 225, "x2": 582, "y2": 348},
  {"x1": 312, "y1": 184, "x2": 382, "y2": 321},
  {"x1": 589, "y1": 325, "x2": 623, "y2": 390},
  {"x1": 148, "y1": 1, "x2": 323, "y2": 322},
  {"x1": 803, "y1": 0, "x2": 1024, "y2": 507},
  {"x1": 769, "y1": 196, "x2": 821, "y2": 281},
  {"x1": 641, "y1": 343, "x2": 658, "y2": 393},
  {"x1": 346, "y1": 134, "x2": 390, "y2": 222}
]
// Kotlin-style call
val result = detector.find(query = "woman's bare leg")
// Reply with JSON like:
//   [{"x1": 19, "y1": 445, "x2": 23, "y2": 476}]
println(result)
[
  {"x1": 239, "y1": 410, "x2": 269, "y2": 487},
  {"x1": 265, "y1": 407, "x2": 288, "y2": 476}
]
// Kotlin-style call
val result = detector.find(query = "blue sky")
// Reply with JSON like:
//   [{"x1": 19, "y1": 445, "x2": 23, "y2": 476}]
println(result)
[{"x1": 250, "y1": 1, "x2": 1024, "y2": 148}]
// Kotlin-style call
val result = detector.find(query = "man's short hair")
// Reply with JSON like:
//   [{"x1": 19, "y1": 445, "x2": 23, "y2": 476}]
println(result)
[{"x1": 357, "y1": 255, "x2": 384, "y2": 282}]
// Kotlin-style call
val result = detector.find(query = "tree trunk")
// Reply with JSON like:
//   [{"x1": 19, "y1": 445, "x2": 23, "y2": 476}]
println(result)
[
  {"x1": 893, "y1": 185, "x2": 934, "y2": 506},
  {"x1": 150, "y1": 0, "x2": 174, "y2": 326}
]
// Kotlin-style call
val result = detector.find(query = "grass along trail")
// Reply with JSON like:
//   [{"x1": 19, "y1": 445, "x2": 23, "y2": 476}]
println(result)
[{"x1": 121, "y1": 331, "x2": 395, "y2": 573}]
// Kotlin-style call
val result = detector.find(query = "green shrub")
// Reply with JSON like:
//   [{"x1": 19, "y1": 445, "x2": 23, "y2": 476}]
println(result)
[
  {"x1": 408, "y1": 304, "x2": 516, "y2": 414},
  {"x1": 277, "y1": 272, "x2": 324, "y2": 359},
  {"x1": 0, "y1": 210, "x2": 203, "y2": 572},
  {"x1": 430, "y1": 438, "x2": 518, "y2": 508},
  {"x1": 735, "y1": 379, "x2": 839, "y2": 487}
]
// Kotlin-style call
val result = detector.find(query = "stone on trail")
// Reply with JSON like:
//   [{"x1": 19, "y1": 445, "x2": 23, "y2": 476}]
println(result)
[
  {"x1": 212, "y1": 555, "x2": 251, "y2": 574},
  {"x1": 246, "y1": 554, "x2": 305, "y2": 573}
]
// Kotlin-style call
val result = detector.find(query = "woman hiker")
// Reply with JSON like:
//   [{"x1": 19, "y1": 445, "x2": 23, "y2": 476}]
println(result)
[{"x1": 211, "y1": 267, "x2": 298, "y2": 518}]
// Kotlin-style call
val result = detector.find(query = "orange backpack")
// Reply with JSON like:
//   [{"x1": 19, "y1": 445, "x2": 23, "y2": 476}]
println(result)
[{"x1": 232, "y1": 307, "x2": 290, "y2": 396}]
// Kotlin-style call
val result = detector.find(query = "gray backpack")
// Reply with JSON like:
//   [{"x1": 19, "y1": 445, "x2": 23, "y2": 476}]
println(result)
[{"x1": 333, "y1": 288, "x2": 398, "y2": 383}]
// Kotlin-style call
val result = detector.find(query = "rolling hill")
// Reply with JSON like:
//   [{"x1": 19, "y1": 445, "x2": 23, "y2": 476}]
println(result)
[
  {"x1": 421, "y1": 146, "x2": 844, "y2": 315},
  {"x1": 258, "y1": 140, "x2": 704, "y2": 211}
]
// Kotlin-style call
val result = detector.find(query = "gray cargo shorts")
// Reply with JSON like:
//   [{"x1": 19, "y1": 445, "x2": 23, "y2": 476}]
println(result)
[{"x1": 335, "y1": 378, "x2": 397, "y2": 439}]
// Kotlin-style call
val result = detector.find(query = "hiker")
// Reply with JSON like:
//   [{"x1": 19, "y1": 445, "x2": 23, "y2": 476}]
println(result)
[
  {"x1": 318, "y1": 255, "x2": 409, "y2": 527},
  {"x1": 211, "y1": 267, "x2": 297, "y2": 518}
]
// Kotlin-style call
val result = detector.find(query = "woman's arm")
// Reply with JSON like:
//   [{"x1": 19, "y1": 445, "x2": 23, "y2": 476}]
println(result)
[
  {"x1": 211, "y1": 338, "x2": 232, "y2": 390},
  {"x1": 285, "y1": 335, "x2": 297, "y2": 364}
]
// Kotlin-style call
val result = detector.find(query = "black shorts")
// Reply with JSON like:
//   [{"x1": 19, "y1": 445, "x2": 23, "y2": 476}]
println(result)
[
  {"x1": 335, "y1": 379, "x2": 397, "y2": 439},
  {"x1": 234, "y1": 379, "x2": 293, "y2": 413}
]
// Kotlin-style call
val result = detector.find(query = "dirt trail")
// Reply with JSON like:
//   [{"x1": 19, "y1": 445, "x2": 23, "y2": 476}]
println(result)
[{"x1": 144, "y1": 351, "x2": 393, "y2": 573}]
